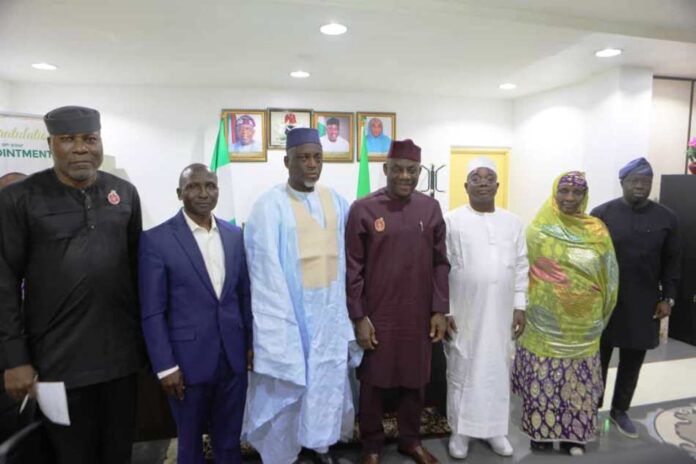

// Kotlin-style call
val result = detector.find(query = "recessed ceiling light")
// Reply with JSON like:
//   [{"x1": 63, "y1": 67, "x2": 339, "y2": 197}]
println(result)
[
  {"x1": 31, "y1": 62, "x2": 58, "y2": 71},
  {"x1": 595, "y1": 48, "x2": 622, "y2": 58},
  {"x1": 499, "y1": 83, "x2": 517, "y2": 90},
  {"x1": 290, "y1": 70, "x2": 310, "y2": 79},
  {"x1": 320, "y1": 23, "x2": 347, "y2": 35}
]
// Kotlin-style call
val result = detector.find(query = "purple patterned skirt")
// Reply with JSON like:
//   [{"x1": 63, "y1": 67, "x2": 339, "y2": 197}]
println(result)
[{"x1": 511, "y1": 345, "x2": 603, "y2": 444}]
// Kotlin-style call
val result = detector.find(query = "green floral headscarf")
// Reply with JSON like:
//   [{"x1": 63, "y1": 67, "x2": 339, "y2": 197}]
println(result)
[{"x1": 518, "y1": 171, "x2": 618, "y2": 359}]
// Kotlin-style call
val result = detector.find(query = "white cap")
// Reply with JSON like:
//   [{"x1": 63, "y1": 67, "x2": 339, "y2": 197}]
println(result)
[{"x1": 467, "y1": 156, "x2": 497, "y2": 175}]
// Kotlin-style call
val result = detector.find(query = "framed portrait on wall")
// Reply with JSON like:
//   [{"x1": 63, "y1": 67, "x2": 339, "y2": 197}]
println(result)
[
  {"x1": 356, "y1": 112, "x2": 396, "y2": 161},
  {"x1": 268, "y1": 108, "x2": 312, "y2": 149},
  {"x1": 312, "y1": 111, "x2": 354, "y2": 162},
  {"x1": 221, "y1": 109, "x2": 267, "y2": 162}
]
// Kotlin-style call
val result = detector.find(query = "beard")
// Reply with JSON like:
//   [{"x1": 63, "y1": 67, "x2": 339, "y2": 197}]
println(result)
[{"x1": 67, "y1": 165, "x2": 98, "y2": 182}]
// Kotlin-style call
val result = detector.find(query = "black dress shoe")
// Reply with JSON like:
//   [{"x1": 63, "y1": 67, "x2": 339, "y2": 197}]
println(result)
[{"x1": 312, "y1": 450, "x2": 338, "y2": 464}]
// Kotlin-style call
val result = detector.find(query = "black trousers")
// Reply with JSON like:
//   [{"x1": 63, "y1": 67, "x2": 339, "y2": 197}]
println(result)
[
  {"x1": 599, "y1": 340, "x2": 647, "y2": 412},
  {"x1": 0, "y1": 391, "x2": 22, "y2": 443},
  {"x1": 43, "y1": 374, "x2": 137, "y2": 464}
]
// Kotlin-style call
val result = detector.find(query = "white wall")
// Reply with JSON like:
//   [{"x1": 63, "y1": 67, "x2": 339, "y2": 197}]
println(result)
[
  {"x1": 0, "y1": 80, "x2": 12, "y2": 112},
  {"x1": 7, "y1": 68, "x2": 662, "y2": 228},
  {"x1": 7, "y1": 84, "x2": 511, "y2": 228},
  {"x1": 648, "y1": 78, "x2": 693, "y2": 195},
  {"x1": 512, "y1": 67, "x2": 654, "y2": 223}
]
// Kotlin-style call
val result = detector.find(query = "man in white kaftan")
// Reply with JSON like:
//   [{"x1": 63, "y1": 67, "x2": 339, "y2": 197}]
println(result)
[
  {"x1": 243, "y1": 128, "x2": 358, "y2": 464},
  {"x1": 444, "y1": 157, "x2": 529, "y2": 459}
]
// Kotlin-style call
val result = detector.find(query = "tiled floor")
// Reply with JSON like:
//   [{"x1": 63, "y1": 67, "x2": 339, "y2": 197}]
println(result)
[{"x1": 132, "y1": 338, "x2": 696, "y2": 463}]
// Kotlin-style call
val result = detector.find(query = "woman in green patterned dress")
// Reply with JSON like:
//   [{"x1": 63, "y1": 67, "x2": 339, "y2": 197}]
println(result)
[{"x1": 512, "y1": 171, "x2": 618, "y2": 456}]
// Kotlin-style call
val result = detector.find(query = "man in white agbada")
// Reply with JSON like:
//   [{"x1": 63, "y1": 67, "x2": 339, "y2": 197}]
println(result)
[
  {"x1": 243, "y1": 128, "x2": 359, "y2": 464},
  {"x1": 444, "y1": 156, "x2": 529, "y2": 459}
]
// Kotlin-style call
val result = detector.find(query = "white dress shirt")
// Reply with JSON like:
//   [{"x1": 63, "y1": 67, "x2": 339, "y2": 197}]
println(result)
[{"x1": 157, "y1": 210, "x2": 226, "y2": 379}]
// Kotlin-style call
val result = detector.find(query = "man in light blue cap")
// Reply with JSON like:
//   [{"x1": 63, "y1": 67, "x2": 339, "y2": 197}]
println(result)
[
  {"x1": 591, "y1": 157, "x2": 681, "y2": 438},
  {"x1": 243, "y1": 128, "x2": 359, "y2": 464}
]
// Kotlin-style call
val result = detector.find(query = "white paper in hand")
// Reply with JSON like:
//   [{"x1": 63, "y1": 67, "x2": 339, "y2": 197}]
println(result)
[{"x1": 35, "y1": 382, "x2": 70, "y2": 426}]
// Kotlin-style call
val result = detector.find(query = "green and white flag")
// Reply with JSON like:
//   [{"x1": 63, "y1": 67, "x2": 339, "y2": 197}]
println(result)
[
  {"x1": 210, "y1": 118, "x2": 236, "y2": 224},
  {"x1": 356, "y1": 118, "x2": 371, "y2": 198},
  {"x1": 317, "y1": 117, "x2": 327, "y2": 137}
]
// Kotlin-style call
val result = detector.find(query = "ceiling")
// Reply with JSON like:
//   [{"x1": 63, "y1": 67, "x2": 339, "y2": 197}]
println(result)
[{"x1": 1, "y1": 0, "x2": 695, "y2": 98}]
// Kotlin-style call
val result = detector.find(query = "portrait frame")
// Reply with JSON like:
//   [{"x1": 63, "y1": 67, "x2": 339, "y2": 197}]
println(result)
[
  {"x1": 312, "y1": 111, "x2": 354, "y2": 162},
  {"x1": 221, "y1": 109, "x2": 267, "y2": 162},
  {"x1": 356, "y1": 112, "x2": 397, "y2": 162},
  {"x1": 267, "y1": 108, "x2": 313, "y2": 150}
]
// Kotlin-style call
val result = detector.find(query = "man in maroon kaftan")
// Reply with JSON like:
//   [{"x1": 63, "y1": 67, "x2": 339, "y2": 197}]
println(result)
[{"x1": 346, "y1": 139, "x2": 450, "y2": 464}]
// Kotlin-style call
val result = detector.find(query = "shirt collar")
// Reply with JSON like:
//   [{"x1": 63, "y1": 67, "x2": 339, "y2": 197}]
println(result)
[
  {"x1": 182, "y1": 209, "x2": 218, "y2": 233},
  {"x1": 466, "y1": 204, "x2": 496, "y2": 216}
]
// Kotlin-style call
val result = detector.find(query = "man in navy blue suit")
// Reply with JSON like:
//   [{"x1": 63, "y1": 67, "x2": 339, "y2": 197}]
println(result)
[{"x1": 139, "y1": 163, "x2": 252, "y2": 464}]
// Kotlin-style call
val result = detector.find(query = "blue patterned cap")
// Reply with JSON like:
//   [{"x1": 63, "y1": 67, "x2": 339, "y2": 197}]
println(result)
[
  {"x1": 286, "y1": 127, "x2": 320, "y2": 149},
  {"x1": 619, "y1": 157, "x2": 653, "y2": 180}
]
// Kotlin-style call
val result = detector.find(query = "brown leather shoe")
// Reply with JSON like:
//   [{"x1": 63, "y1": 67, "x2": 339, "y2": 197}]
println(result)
[
  {"x1": 360, "y1": 452, "x2": 380, "y2": 464},
  {"x1": 397, "y1": 445, "x2": 439, "y2": 464}
]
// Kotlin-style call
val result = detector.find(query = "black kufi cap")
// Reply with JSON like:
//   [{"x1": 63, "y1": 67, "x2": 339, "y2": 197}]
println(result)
[{"x1": 44, "y1": 106, "x2": 101, "y2": 135}]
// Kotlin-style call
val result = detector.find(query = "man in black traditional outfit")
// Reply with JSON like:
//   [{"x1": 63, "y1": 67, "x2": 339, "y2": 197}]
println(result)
[
  {"x1": 0, "y1": 106, "x2": 145, "y2": 463},
  {"x1": 591, "y1": 157, "x2": 681, "y2": 438}
]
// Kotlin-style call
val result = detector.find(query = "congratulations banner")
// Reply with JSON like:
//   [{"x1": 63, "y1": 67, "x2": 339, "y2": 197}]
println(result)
[{"x1": 0, "y1": 112, "x2": 52, "y2": 176}]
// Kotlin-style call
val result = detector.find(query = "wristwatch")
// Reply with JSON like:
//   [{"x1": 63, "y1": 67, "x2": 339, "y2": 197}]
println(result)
[{"x1": 662, "y1": 298, "x2": 675, "y2": 308}]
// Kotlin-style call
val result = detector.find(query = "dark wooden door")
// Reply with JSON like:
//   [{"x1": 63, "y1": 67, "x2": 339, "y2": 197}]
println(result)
[{"x1": 660, "y1": 175, "x2": 696, "y2": 345}]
